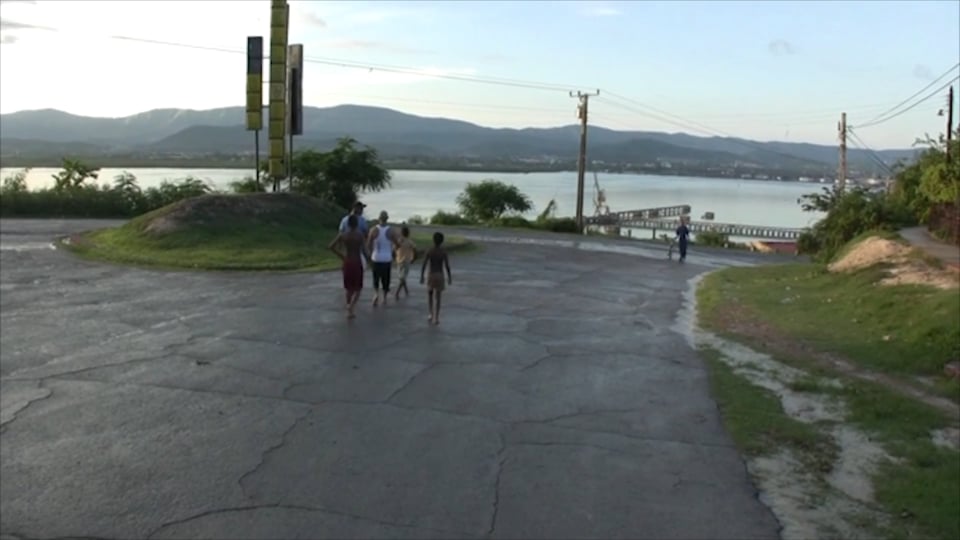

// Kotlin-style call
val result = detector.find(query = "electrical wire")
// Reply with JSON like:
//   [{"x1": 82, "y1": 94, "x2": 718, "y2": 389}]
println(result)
[
  {"x1": 106, "y1": 34, "x2": 589, "y2": 93},
  {"x1": 852, "y1": 76, "x2": 959, "y2": 129},
  {"x1": 860, "y1": 62, "x2": 959, "y2": 125},
  {"x1": 594, "y1": 95, "x2": 832, "y2": 169},
  {"x1": 846, "y1": 128, "x2": 896, "y2": 176}
]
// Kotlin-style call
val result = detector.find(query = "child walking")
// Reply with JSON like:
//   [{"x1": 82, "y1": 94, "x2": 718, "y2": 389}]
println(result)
[
  {"x1": 394, "y1": 226, "x2": 416, "y2": 300},
  {"x1": 420, "y1": 232, "x2": 452, "y2": 325},
  {"x1": 328, "y1": 214, "x2": 370, "y2": 319}
]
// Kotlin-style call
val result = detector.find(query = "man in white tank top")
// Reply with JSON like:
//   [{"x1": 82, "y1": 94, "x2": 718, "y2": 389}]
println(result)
[{"x1": 367, "y1": 210, "x2": 399, "y2": 306}]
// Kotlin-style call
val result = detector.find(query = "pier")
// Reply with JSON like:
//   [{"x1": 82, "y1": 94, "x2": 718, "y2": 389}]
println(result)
[{"x1": 584, "y1": 205, "x2": 805, "y2": 240}]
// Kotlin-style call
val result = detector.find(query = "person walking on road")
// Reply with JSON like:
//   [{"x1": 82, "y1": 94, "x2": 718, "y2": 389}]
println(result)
[
  {"x1": 368, "y1": 210, "x2": 399, "y2": 307},
  {"x1": 420, "y1": 232, "x2": 453, "y2": 325},
  {"x1": 675, "y1": 216, "x2": 691, "y2": 263},
  {"x1": 394, "y1": 225, "x2": 417, "y2": 300},
  {"x1": 339, "y1": 201, "x2": 370, "y2": 275},
  {"x1": 329, "y1": 214, "x2": 370, "y2": 320}
]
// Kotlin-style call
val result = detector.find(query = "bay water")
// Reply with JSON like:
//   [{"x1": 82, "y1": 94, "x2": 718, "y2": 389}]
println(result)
[{"x1": 1, "y1": 167, "x2": 825, "y2": 235}]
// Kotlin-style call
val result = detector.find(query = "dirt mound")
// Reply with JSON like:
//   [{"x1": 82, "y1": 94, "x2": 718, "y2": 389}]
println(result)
[
  {"x1": 138, "y1": 193, "x2": 344, "y2": 236},
  {"x1": 829, "y1": 236, "x2": 958, "y2": 290}
]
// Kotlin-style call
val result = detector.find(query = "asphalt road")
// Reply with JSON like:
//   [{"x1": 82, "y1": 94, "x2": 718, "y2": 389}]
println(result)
[{"x1": 0, "y1": 218, "x2": 784, "y2": 539}]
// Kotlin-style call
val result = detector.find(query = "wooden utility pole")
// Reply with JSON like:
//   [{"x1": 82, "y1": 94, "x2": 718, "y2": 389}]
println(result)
[
  {"x1": 570, "y1": 89, "x2": 600, "y2": 234},
  {"x1": 838, "y1": 112, "x2": 847, "y2": 193},
  {"x1": 947, "y1": 86, "x2": 954, "y2": 163}
]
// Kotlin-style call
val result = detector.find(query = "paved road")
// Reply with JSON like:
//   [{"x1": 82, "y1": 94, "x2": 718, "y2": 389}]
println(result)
[
  {"x1": 900, "y1": 226, "x2": 960, "y2": 269},
  {"x1": 1, "y1": 219, "x2": 782, "y2": 539}
]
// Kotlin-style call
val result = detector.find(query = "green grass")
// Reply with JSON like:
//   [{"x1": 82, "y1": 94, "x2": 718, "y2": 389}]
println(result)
[
  {"x1": 62, "y1": 193, "x2": 473, "y2": 271},
  {"x1": 697, "y1": 236, "x2": 960, "y2": 540},
  {"x1": 698, "y1": 263, "x2": 960, "y2": 379},
  {"x1": 701, "y1": 348, "x2": 836, "y2": 468}
]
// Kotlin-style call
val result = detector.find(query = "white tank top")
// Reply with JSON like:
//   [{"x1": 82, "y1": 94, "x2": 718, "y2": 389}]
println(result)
[{"x1": 372, "y1": 225, "x2": 393, "y2": 263}]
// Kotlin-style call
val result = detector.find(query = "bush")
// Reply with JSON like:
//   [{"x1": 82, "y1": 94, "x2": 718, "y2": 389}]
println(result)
[
  {"x1": 695, "y1": 230, "x2": 729, "y2": 247},
  {"x1": 0, "y1": 166, "x2": 216, "y2": 219},
  {"x1": 429, "y1": 210, "x2": 475, "y2": 226},
  {"x1": 797, "y1": 187, "x2": 912, "y2": 261},
  {"x1": 230, "y1": 177, "x2": 266, "y2": 193},
  {"x1": 495, "y1": 216, "x2": 534, "y2": 228},
  {"x1": 536, "y1": 217, "x2": 578, "y2": 233},
  {"x1": 407, "y1": 214, "x2": 426, "y2": 225},
  {"x1": 455, "y1": 179, "x2": 533, "y2": 222}
]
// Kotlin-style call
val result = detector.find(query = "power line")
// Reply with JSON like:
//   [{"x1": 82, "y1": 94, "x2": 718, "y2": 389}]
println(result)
[
  {"x1": 861, "y1": 62, "x2": 959, "y2": 125},
  {"x1": 594, "y1": 94, "x2": 831, "y2": 169},
  {"x1": 852, "y1": 76, "x2": 960, "y2": 129},
  {"x1": 846, "y1": 128, "x2": 895, "y2": 176},
  {"x1": 108, "y1": 34, "x2": 588, "y2": 93}
]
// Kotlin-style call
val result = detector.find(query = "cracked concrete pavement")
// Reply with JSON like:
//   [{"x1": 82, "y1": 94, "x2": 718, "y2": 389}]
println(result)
[{"x1": 1, "y1": 219, "x2": 784, "y2": 539}]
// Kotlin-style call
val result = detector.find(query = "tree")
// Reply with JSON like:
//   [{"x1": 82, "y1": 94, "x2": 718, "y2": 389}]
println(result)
[
  {"x1": 456, "y1": 179, "x2": 533, "y2": 222},
  {"x1": 289, "y1": 137, "x2": 391, "y2": 209},
  {"x1": 52, "y1": 158, "x2": 99, "y2": 191},
  {"x1": 1, "y1": 168, "x2": 29, "y2": 194},
  {"x1": 888, "y1": 132, "x2": 959, "y2": 222}
]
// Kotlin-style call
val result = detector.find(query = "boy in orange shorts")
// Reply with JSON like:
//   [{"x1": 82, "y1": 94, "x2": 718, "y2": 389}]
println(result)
[{"x1": 420, "y1": 232, "x2": 452, "y2": 325}]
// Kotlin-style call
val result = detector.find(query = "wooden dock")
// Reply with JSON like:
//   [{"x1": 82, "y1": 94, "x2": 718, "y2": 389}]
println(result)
[{"x1": 584, "y1": 205, "x2": 804, "y2": 240}]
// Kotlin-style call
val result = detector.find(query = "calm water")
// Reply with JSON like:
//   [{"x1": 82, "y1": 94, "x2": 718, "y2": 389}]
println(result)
[{"x1": 1, "y1": 167, "x2": 825, "y2": 230}]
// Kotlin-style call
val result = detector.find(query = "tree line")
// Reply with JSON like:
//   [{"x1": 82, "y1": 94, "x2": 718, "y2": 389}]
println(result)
[
  {"x1": 797, "y1": 131, "x2": 960, "y2": 259},
  {"x1": 0, "y1": 136, "x2": 575, "y2": 232}
]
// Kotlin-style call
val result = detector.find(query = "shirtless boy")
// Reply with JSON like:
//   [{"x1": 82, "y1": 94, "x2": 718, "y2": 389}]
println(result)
[
  {"x1": 419, "y1": 232, "x2": 452, "y2": 325},
  {"x1": 394, "y1": 226, "x2": 416, "y2": 300}
]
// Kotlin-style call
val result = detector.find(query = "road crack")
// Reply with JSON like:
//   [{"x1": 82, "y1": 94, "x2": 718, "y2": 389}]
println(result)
[{"x1": 237, "y1": 408, "x2": 313, "y2": 497}]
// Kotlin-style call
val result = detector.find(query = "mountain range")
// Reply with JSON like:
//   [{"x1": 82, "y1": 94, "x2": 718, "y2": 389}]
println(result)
[{"x1": 0, "y1": 105, "x2": 917, "y2": 174}]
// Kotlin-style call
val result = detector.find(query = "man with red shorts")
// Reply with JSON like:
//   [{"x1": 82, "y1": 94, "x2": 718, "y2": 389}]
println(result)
[{"x1": 328, "y1": 214, "x2": 370, "y2": 319}]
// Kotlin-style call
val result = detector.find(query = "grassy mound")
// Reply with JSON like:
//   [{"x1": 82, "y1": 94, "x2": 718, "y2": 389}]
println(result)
[{"x1": 63, "y1": 193, "x2": 471, "y2": 271}]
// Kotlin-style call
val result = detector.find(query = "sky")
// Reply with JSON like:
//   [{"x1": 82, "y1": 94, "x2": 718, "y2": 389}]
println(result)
[{"x1": 0, "y1": 0, "x2": 957, "y2": 149}]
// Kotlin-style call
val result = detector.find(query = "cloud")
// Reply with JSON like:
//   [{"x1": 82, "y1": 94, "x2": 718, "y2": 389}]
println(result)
[
  {"x1": 768, "y1": 39, "x2": 796, "y2": 56},
  {"x1": 323, "y1": 39, "x2": 431, "y2": 55},
  {"x1": 299, "y1": 11, "x2": 327, "y2": 28},
  {"x1": 0, "y1": 18, "x2": 44, "y2": 30},
  {"x1": 912, "y1": 64, "x2": 934, "y2": 80}
]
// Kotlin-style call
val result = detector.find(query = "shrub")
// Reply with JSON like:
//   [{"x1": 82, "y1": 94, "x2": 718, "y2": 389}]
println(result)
[
  {"x1": 495, "y1": 216, "x2": 534, "y2": 228},
  {"x1": 536, "y1": 217, "x2": 578, "y2": 233},
  {"x1": 455, "y1": 179, "x2": 533, "y2": 222},
  {"x1": 797, "y1": 187, "x2": 913, "y2": 261},
  {"x1": 429, "y1": 210, "x2": 475, "y2": 226},
  {"x1": 407, "y1": 214, "x2": 426, "y2": 225},
  {"x1": 695, "y1": 230, "x2": 729, "y2": 247},
  {"x1": 230, "y1": 177, "x2": 266, "y2": 193}
]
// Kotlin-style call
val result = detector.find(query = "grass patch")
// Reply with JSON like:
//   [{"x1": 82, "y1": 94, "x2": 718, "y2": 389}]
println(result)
[
  {"x1": 697, "y1": 255, "x2": 959, "y2": 540},
  {"x1": 700, "y1": 347, "x2": 836, "y2": 468},
  {"x1": 63, "y1": 193, "x2": 473, "y2": 271},
  {"x1": 698, "y1": 263, "x2": 960, "y2": 379}
]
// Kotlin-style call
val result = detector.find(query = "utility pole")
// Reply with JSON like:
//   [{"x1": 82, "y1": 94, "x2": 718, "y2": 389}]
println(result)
[
  {"x1": 837, "y1": 112, "x2": 847, "y2": 193},
  {"x1": 947, "y1": 86, "x2": 954, "y2": 163},
  {"x1": 570, "y1": 89, "x2": 600, "y2": 234}
]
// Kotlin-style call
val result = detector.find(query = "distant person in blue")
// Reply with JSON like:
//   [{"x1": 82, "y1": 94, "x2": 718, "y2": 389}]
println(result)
[
  {"x1": 339, "y1": 201, "x2": 369, "y2": 237},
  {"x1": 675, "y1": 217, "x2": 690, "y2": 263}
]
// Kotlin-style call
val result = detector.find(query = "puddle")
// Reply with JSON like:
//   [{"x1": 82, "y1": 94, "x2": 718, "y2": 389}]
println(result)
[{"x1": 673, "y1": 271, "x2": 895, "y2": 538}]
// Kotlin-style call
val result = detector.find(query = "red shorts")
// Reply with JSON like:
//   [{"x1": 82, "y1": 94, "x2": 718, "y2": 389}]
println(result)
[{"x1": 342, "y1": 257, "x2": 363, "y2": 291}]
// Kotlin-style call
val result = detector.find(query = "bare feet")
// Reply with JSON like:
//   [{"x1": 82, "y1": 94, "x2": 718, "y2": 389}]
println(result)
[{"x1": 372, "y1": 294, "x2": 380, "y2": 307}]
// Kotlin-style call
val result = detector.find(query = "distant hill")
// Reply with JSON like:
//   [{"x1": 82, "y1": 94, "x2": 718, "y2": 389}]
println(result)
[{"x1": 0, "y1": 105, "x2": 919, "y2": 174}]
